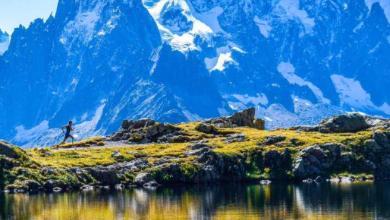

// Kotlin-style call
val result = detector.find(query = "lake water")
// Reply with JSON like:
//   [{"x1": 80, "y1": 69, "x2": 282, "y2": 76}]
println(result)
[{"x1": 1, "y1": 182, "x2": 389, "y2": 220}]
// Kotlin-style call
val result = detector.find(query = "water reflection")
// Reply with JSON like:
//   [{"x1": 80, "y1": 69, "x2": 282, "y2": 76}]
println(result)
[{"x1": 1, "y1": 182, "x2": 389, "y2": 219}]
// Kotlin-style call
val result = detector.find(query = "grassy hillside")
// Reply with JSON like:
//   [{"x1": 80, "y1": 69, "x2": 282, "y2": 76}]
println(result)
[
  {"x1": 2, "y1": 111, "x2": 389, "y2": 193},
  {"x1": 27, "y1": 122, "x2": 371, "y2": 168}
]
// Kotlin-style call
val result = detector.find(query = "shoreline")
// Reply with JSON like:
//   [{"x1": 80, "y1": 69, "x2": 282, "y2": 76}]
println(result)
[{"x1": 1, "y1": 109, "x2": 390, "y2": 194}]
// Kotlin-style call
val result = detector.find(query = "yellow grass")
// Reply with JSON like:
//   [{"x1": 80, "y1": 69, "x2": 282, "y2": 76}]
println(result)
[{"x1": 27, "y1": 125, "x2": 372, "y2": 168}]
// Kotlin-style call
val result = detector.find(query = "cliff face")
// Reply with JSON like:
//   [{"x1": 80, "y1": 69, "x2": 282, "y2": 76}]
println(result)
[
  {"x1": 1, "y1": 0, "x2": 389, "y2": 147},
  {"x1": 1, "y1": 110, "x2": 390, "y2": 193},
  {"x1": 0, "y1": 0, "x2": 226, "y2": 147}
]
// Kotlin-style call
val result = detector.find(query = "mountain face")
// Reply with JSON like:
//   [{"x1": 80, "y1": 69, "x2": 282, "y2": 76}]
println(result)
[
  {"x1": 0, "y1": 0, "x2": 389, "y2": 146},
  {"x1": 0, "y1": 29, "x2": 9, "y2": 55}
]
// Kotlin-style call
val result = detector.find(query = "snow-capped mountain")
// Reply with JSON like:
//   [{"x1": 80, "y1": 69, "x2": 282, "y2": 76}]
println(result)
[{"x1": 0, "y1": 0, "x2": 389, "y2": 146}]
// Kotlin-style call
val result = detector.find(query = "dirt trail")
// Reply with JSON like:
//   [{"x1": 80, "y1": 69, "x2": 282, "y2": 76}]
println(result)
[{"x1": 52, "y1": 141, "x2": 147, "y2": 151}]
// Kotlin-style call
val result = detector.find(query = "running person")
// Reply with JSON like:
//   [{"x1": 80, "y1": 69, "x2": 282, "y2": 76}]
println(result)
[{"x1": 61, "y1": 121, "x2": 75, "y2": 144}]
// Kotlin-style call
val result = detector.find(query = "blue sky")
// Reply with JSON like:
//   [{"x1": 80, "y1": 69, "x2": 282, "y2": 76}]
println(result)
[{"x1": 0, "y1": 0, "x2": 58, "y2": 33}]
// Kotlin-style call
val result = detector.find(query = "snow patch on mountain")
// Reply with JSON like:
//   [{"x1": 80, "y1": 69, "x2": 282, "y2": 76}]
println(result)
[
  {"x1": 255, "y1": 97, "x2": 343, "y2": 129},
  {"x1": 75, "y1": 102, "x2": 106, "y2": 135},
  {"x1": 0, "y1": 40, "x2": 9, "y2": 55},
  {"x1": 254, "y1": 16, "x2": 272, "y2": 38},
  {"x1": 14, "y1": 121, "x2": 52, "y2": 145},
  {"x1": 276, "y1": 0, "x2": 315, "y2": 34},
  {"x1": 144, "y1": 0, "x2": 225, "y2": 52},
  {"x1": 209, "y1": 51, "x2": 236, "y2": 72},
  {"x1": 190, "y1": 6, "x2": 225, "y2": 34},
  {"x1": 0, "y1": 30, "x2": 9, "y2": 55},
  {"x1": 231, "y1": 94, "x2": 268, "y2": 107},
  {"x1": 331, "y1": 74, "x2": 390, "y2": 114},
  {"x1": 205, "y1": 45, "x2": 242, "y2": 71},
  {"x1": 365, "y1": 0, "x2": 390, "y2": 23},
  {"x1": 277, "y1": 62, "x2": 330, "y2": 104},
  {"x1": 97, "y1": 14, "x2": 120, "y2": 36}
]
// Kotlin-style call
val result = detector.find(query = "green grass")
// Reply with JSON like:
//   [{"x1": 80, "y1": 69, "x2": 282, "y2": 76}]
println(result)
[
  {"x1": 25, "y1": 125, "x2": 372, "y2": 169},
  {"x1": 53, "y1": 137, "x2": 106, "y2": 149}
]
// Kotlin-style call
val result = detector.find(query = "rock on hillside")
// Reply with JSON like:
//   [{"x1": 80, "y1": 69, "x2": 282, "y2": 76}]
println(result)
[
  {"x1": 204, "y1": 108, "x2": 265, "y2": 129},
  {"x1": 294, "y1": 113, "x2": 390, "y2": 133}
]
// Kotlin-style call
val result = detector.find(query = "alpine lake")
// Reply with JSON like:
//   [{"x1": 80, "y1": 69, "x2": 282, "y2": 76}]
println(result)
[{"x1": 1, "y1": 182, "x2": 389, "y2": 220}]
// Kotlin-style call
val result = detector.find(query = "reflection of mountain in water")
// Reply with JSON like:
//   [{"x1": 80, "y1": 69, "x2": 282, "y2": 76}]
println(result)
[{"x1": 2, "y1": 183, "x2": 390, "y2": 219}]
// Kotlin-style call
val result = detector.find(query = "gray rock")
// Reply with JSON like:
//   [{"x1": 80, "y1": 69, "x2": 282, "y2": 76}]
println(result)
[
  {"x1": 186, "y1": 143, "x2": 212, "y2": 156},
  {"x1": 121, "y1": 119, "x2": 156, "y2": 130},
  {"x1": 185, "y1": 147, "x2": 210, "y2": 156},
  {"x1": 318, "y1": 113, "x2": 370, "y2": 133},
  {"x1": 204, "y1": 108, "x2": 265, "y2": 129},
  {"x1": 134, "y1": 173, "x2": 154, "y2": 186},
  {"x1": 195, "y1": 123, "x2": 219, "y2": 134},
  {"x1": 225, "y1": 134, "x2": 246, "y2": 143},
  {"x1": 229, "y1": 108, "x2": 257, "y2": 127},
  {"x1": 111, "y1": 120, "x2": 183, "y2": 144},
  {"x1": 86, "y1": 167, "x2": 120, "y2": 186},
  {"x1": 262, "y1": 136, "x2": 286, "y2": 145},
  {"x1": 293, "y1": 143, "x2": 343, "y2": 179}
]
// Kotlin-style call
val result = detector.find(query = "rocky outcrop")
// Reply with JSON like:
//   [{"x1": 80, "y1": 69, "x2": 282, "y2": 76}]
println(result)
[
  {"x1": 291, "y1": 131, "x2": 390, "y2": 180},
  {"x1": 204, "y1": 108, "x2": 265, "y2": 130},
  {"x1": 110, "y1": 119, "x2": 189, "y2": 144},
  {"x1": 294, "y1": 113, "x2": 389, "y2": 133},
  {"x1": 195, "y1": 123, "x2": 219, "y2": 134},
  {"x1": 293, "y1": 143, "x2": 342, "y2": 179},
  {"x1": 317, "y1": 113, "x2": 370, "y2": 133}
]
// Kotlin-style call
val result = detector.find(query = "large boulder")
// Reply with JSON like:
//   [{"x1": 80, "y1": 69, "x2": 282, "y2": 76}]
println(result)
[
  {"x1": 293, "y1": 143, "x2": 342, "y2": 179},
  {"x1": 197, "y1": 151, "x2": 246, "y2": 182},
  {"x1": 195, "y1": 123, "x2": 219, "y2": 134},
  {"x1": 229, "y1": 108, "x2": 256, "y2": 127},
  {"x1": 134, "y1": 172, "x2": 154, "y2": 186},
  {"x1": 110, "y1": 120, "x2": 186, "y2": 144},
  {"x1": 85, "y1": 167, "x2": 121, "y2": 186},
  {"x1": 318, "y1": 113, "x2": 370, "y2": 133},
  {"x1": 121, "y1": 119, "x2": 156, "y2": 130},
  {"x1": 205, "y1": 108, "x2": 265, "y2": 129},
  {"x1": 293, "y1": 113, "x2": 376, "y2": 133}
]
